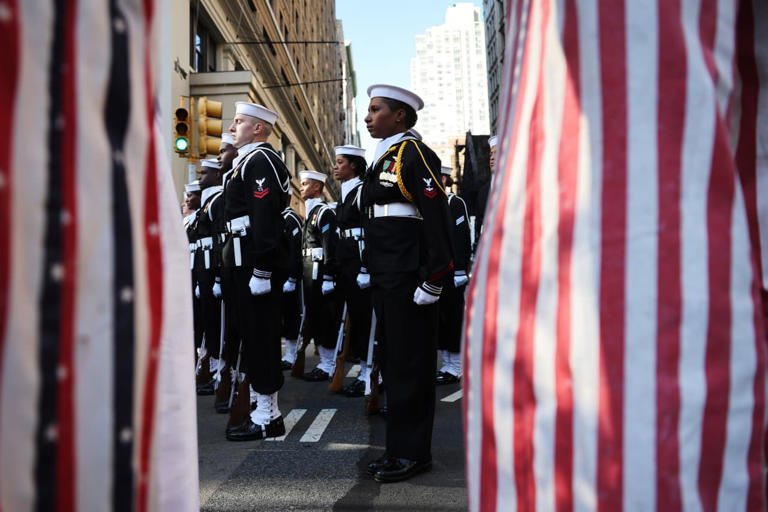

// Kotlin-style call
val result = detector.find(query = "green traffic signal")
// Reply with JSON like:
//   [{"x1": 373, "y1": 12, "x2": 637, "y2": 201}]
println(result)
[{"x1": 175, "y1": 136, "x2": 189, "y2": 152}]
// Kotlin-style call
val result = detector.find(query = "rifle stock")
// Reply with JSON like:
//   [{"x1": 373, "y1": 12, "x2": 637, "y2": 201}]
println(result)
[
  {"x1": 291, "y1": 336, "x2": 308, "y2": 378},
  {"x1": 328, "y1": 303, "x2": 349, "y2": 392},
  {"x1": 364, "y1": 312, "x2": 379, "y2": 415},
  {"x1": 227, "y1": 377, "x2": 251, "y2": 429},
  {"x1": 291, "y1": 279, "x2": 308, "y2": 378},
  {"x1": 365, "y1": 363, "x2": 380, "y2": 415}
]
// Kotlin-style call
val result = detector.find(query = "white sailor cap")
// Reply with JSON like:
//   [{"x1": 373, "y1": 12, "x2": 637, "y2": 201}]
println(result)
[
  {"x1": 299, "y1": 170, "x2": 327, "y2": 184},
  {"x1": 184, "y1": 180, "x2": 201, "y2": 193},
  {"x1": 440, "y1": 165, "x2": 452, "y2": 176},
  {"x1": 334, "y1": 145, "x2": 366, "y2": 158},
  {"x1": 220, "y1": 132, "x2": 234, "y2": 147},
  {"x1": 367, "y1": 84, "x2": 424, "y2": 111},
  {"x1": 235, "y1": 101, "x2": 279, "y2": 125},
  {"x1": 200, "y1": 158, "x2": 220, "y2": 170},
  {"x1": 488, "y1": 135, "x2": 498, "y2": 148},
  {"x1": 407, "y1": 128, "x2": 422, "y2": 140}
]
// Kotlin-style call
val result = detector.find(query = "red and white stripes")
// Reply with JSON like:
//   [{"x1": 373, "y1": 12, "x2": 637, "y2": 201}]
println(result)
[
  {"x1": 0, "y1": 2, "x2": 198, "y2": 511},
  {"x1": 463, "y1": 1, "x2": 768, "y2": 510}
]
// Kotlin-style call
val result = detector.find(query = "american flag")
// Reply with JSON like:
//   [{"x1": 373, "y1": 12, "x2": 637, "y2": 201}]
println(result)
[
  {"x1": 464, "y1": 1, "x2": 768, "y2": 510},
  {"x1": 0, "y1": 2, "x2": 198, "y2": 511}
]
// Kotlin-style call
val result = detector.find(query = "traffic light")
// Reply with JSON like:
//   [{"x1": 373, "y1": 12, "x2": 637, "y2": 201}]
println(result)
[
  {"x1": 174, "y1": 104, "x2": 191, "y2": 154},
  {"x1": 197, "y1": 97, "x2": 223, "y2": 156}
]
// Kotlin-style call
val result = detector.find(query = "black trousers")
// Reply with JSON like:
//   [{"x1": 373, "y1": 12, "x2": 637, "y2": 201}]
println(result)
[
  {"x1": 281, "y1": 287, "x2": 302, "y2": 340},
  {"x1": 193, "y1": 268, "x2": 222, "y2": 358},
  {"x1": 220, "y1": 267, "x2": 240, "y2": 368},
  {"x1": 372, "y1": 272, "x2": 437, "y2": 462},
  {"x1": 336, "y1": 259, "x2": 372, "y2": 360},
  {"x1": 231, "y1": 266, "x2": 285, "y2": 395},
  {"x1": 301, "y1": 258, "x2": 343, "y2": 350},
  {"x1": 192, "y1": 274, "x2": 203, "y2": 350},
  {"x1": 437, "y1": 280, "x2": 465, "y2": 353}
]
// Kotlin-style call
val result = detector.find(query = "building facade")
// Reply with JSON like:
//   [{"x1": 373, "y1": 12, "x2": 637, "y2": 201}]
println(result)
[
  {"x1": 163, "y1": 0, "x2": 355, "y2": 208},
  {"x1": 483, "y1": 0, "x2": 506, "y2": 135},
  {"x1": 410, "y1": 2, "x2": 490, "y2": 166},
  {"x1": 337, "y1": 21, "x2": 360, "y2": 147}
]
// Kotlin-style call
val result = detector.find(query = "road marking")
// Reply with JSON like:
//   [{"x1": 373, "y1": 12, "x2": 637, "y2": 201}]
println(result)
[
  {"x1": 266, "y1": 408, "x2": 306, "y2": 442},
  {"x1": 346, "y1": 364, "x2": 361, "y2": 378},
  {"x1": 441, "y1": 390, "x2": 463, "y2": 402},
  {"x1": 300, "y1": 409, "x2": 336, "y2": 442}
]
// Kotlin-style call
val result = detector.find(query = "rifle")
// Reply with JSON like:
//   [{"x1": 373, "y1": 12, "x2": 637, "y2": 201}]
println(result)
[
  {"x1": 214, "y1": 300, "x2": 225, "y2": 391},
  {"x1": 364, "y1": 311, "x2": 380, "y2": 415},
  {"x1": 228, "y1": 340, "x2": 242, "y2": 409},
  {"x1": 214, "y1": 301, "x2": 232, "y2": 412},
  {"x1": 195, "y1": 334, "x2": 212, "y2": 386},
  {"x1": 226, "y1": 376, "x2": 251, "y2": 431},
  {"x1": 328, "y1": 302, "x2": 349, "y2": 392},
  {"x1": 291, "y1": 280, "x2": 309, "y2": 378}
]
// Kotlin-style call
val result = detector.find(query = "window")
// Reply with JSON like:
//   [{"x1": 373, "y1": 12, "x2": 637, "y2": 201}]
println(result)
[
  {"x1": 263, "y1": 28, "x2": 277, "y2": 56},
  {"x1": 191, "y1": 19, "x2": 217, "y2": 72}
]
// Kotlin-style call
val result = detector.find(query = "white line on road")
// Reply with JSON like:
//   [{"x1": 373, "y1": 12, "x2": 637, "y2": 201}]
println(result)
[
  {"x1": 441, "y1": 390, "x2": 463, "y2": 402},
  {"x1": 266, "y1": 409, "x2": 306, "y2": 442},
  {"x1": 346, "y1": 364, "x2": 361, "y2": 378},
  {"x1": 300, "y1": 409, "x2": 336, "y2": 442}
]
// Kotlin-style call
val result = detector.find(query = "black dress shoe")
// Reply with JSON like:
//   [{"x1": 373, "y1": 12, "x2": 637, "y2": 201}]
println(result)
[
  {"x1": 214, "y1": 399, "x2": 230, "y2": 414},
  {"x1": 196, "y1": 380, "x2": 216, "y2": 395},
  {"x1": 280, "y1": 360, "x2": 293, "y2": 371},
  {"x1": 303, "y1": 367, "x2": 329, "y2": 382},
  {"x1": 374, "y1": 458, "x2": 432, "y2": 483},
  {"x1": 435, "y1": 371, "x2": 460, "y2": 385},
  {"x1": 226, "y1": 416, "x2": 285, "y2": 441},
  {"x1": 342, "y1": 379, "x2": 366, "y2": 397},
  {"x1": 366, "y1": 453, "x2": 391, "y2": 475},
  {"x1": 225, "y1": 418, "x2": 249, "y2": 435}
]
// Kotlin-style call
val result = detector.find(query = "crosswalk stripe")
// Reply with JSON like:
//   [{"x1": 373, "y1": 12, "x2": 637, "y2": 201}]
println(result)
[
  {"x1": 266, "y1": 409, "x2": 306, "y2": 442},
  {"x1": 346, "y1": 364, "x2": 361, "y2": 378},
  {"x1": 441, "y1": 390, "x2": 463, "y2": 403},
  {"x1": 300, "y1": 409, "x2": 336, "y2": 443}
]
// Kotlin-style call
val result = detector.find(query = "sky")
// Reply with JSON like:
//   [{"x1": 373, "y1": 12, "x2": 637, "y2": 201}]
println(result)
[{"x1": 334, "y1": 0, "x2": 484, "y2": 160}]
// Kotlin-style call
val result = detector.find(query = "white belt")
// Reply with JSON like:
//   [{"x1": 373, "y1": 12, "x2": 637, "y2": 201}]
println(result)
[
  {"x1": 373, "y1": 202, "x2": 420, "y2": 219},
  {"x1": 226, "y1": 216, "x2": 250, "y2": 267},
  {"x1": 226, "y1": 215, "x2": 250, "y2": 234},
  {"x1": 188, "y1": 243, "x2": 197, "y2": 252},
  {"x1": 196, "y1": 236, "x2": 214, "y2": 269},
  {"x1": 303, "y1": 247, "x2": 324, "y2": 260},
  {"x1": 340, "y1": 227, "x2": 363, "y2": 239},
  {"x1": 196, "y1": 237, "x2": 214, "y2": 250}
]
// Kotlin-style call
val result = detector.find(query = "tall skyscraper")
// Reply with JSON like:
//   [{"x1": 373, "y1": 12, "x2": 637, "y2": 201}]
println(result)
[{"x1": 411, "y1": 3, "x2": 490, "y2": 163}]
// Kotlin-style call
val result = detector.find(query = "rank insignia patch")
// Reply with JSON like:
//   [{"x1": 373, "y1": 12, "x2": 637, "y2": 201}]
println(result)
[
  {"x1": 253, "y1": 177, "x2": 269, "y2": 198},
  {"x1": 423, "y1": 177, "x2": 437, "y2": 198}
]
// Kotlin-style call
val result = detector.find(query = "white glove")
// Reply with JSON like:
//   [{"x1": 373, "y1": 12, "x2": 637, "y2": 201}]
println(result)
[
  {"x1": 356, "y1": 269, "x2": 371, "y2": 289},
  {"x1": 249, "y1": 269, "x2": 272, "y2": 296},
  {"x1": 413, "y1": 282, "x2": 441, "y2": 306},
  {"x1": 453, "y1": 271, "x2": 469, "y2": 288},
  {"x1": 321, "y1": 276, "x2": 335, "y2": 295},
  {"x1": 283, "y1": 278, "x2": 297, "y2": 293},
  {"x1": 212, "y1": 279, "x2": 222, "y2": 298},
  {"x1": 194, "y1": 283, "x2": 201, "y2": 299}
]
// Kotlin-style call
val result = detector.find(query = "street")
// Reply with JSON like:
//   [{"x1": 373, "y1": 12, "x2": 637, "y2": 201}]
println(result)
[{"x1": 197, "y1": 348, "x2": 468, "y2": 511}]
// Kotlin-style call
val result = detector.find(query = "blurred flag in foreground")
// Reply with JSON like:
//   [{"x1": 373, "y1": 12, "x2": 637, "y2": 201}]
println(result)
[
  {"x1": 464, "y1": 1, "x2": 768, "y2": 510},
  {"x1": 0, "y1": 2, "x2": 198, "y2": 511}
]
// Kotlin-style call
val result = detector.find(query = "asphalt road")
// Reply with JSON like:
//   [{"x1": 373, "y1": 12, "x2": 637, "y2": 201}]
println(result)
[{"x1": 197, "y1": 349, "x2": 468, "y2": 511}]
